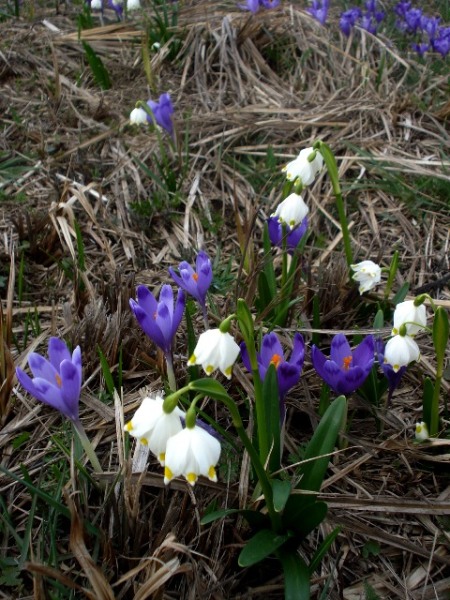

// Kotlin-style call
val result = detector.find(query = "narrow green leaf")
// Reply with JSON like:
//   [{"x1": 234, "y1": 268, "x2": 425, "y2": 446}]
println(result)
[
  {"x1": 309, "y1": 526, "x2": 341, "y2": 573},
  {"x1": 238, "y1": 529, "x2": 292, "y2": 567},
  {"x1": 422, "y1": 377, "x2": 434, "y2": 430},
  {"x1": 392, "y1": 282, "x2": 409, "y2": 305},
  {"x1": 272, "y1": 479, "x2": 291, "y2": 513},
  {"x1": 433, "y1": 307, "x2": 449, "y2": 367},
  {"x1": 277, "y1": 549, "x2": 310, "y2": 600},
  {"x1": 373, "y1": 308, "x2": 384, "y2": 330},
  {"x1": 201, "y1": 508, "x2": 267, "y2": 529},
  {"x1": 264, "y1": 363, "x2": 281, "y2": 473},
  {"x1": 262, "y1": 222, "x2": 276, "y2": 298},
  {"x1": 237, "y1": 298, "x2": 254, "y2": 342},
  {"x1": 73, "y1": 219, "x2": 85, "y2": 272},
  {"x1": 82, "y1": 41, "x2": 111, "y2": 90},
  {"x1": 97, "y1": 346, "x2": 115, "y2": 397},
  {"x1": 189, "y1": 378, "x2": 230, "y2": 402}
]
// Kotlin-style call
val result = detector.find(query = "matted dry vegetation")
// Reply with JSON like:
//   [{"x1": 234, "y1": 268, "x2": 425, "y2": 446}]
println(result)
[{"x1": 1, "y1": 1, "x2": 450, "y2": 598}]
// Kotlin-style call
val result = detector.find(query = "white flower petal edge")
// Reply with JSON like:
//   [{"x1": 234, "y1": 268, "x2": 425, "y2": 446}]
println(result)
[
  {"x1": 164, "y1": 426, "x2": 221, "y2": 486},
  {"x1": 130, "y1": 107, "x2": 148, "y2": 125},
  {"x1": 272, "y1": 193, "x2": 309, "y2": 228},
  {"x1": 282, "y1": 147, "x2": 324, "y2": 185},
  {"x1": 384, "y1": 334, "x2": 420, "y2": 372},
  {"x1": 188, "y1": 329, "x2": 240, "y2": 379},
  {"x1": 351, "y1": 260, "x2": 382, "y2": 294},
  {"x1": 127, "y1": 0, "x2": 141, "y2": 9},
  {"x1": 392, "y1": 300, "x2": 427, "y2": 336},
  {"x1": 124, "y1": 395, "x2": 183, "y2": 465},
  {"x1": 415, "y1": 421, "x2": 429, "y2": 441}
]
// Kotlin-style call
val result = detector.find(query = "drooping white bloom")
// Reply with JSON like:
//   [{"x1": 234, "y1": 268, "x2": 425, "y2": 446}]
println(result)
[
  {"x1": 415, "y1": 421, "x2": 429, "y2": 441},
  {"x1": 272, "y1": 193, "x2": 309, "y2": 228},
  {"x1": 91, "y1": 0, "x2": 102, "y2": 9},
  {"x1": 124, "y1": 395, "x2": 183, "y2": 465},
  {"x1": 129, "y1": 107, "x2": 148, "y2": 125},
  {"x1": 164, "y1": 425, "x2": 221, "y2": 486},
  {"x1": 188, "y1": 329, "x2": 240, "y2": 379},
  {"x1": 282, "y1": 147, "x2": 324, "y2": 186},
  {"x1": 127, "y1": 0, "x2": 141, "y2": 10},
  {"x1": 384, "y1": 334, "x2": 420, "y2": 372},
  {"x1": 392, "y1": 300, "x2": 427, "y2": 336},
  {"x1": 351, "y1": 260, "x2": 382, "y2": 294}
]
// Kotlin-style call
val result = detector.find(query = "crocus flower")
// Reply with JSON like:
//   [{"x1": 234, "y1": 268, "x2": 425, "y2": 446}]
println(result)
[
  {"x1": 124, "y1": 395, "x2": 184, "y2": 465},
  {"x1": 241, "y1": 332, "x2": 305, "y2": 419},
  {"x1": 188, "y1": 329, "x2": 240, "y2": 379},
  {"x1": 392, "y1": 300, "x2": 427, "y2": 336},
  {"x1": 238, "y1": 0, "x2": 260, "y2": 12},
  {"x1": 282, "y1": 147, "x2": 324, "y2": 186},
  {"x1": 415, "y1": 421, "x2": 429, "y2": 441},
  {"x1": 384, "y1": 333, "x2": 420, "y2": 372},
  {"x1": 351, "y1": 260, "x2": 382, "y2": 294},
  {"x1": 130, "y1": 284, "x2": 185, "y2": 357},
  {"x1": 340, "y1": 7, "x2": 362, "y2": 35},
  {"x1": 107, "y1": 0, "x2": 123, "y2": 17},
  {"x1": 146, "y1": 93, "x2": 174, "y2": 137},
  {"x1": 15, "y1": 337, "x2": 82, "y2": 422},
  {"x1": 164, "y1": 424, "x2": 221, "y2": 486},
  {"x1": 308, "y1": 0, "x2": 329, "y2": 26},
  {"x1": 271, "y1": 193, "x2": 309, "y2": 228},
  {"x1": 260, "y1": 0, "x2": 280, "y2": 8},
  {"x1": 129, "y1": 107, "x2": 148, "y2": 125},
  {"x1": 168, "y1": 251, "x2": 213, "y2": 312},
  {"x1": 267, "y1": 214, "x2": 308, "y2": 254},
  {"x1": 312, "y1": 333, "x2": 375, "y2": 395}
]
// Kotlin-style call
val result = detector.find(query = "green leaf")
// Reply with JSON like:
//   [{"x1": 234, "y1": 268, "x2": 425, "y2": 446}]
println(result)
[
  {"x1": 299, "y1": 395, "x2": 346, "y2": 493},
  {"x1": 392, "y1": 282, "x2": 409, "y2": 305},
  {"x1": 189, "y1": 378, "x2": 231, "y2": 403},
  {"x1": 282, "y1": 499, "x2": 328, "y2": 538},
  {"x1": 422, "y1": 376, "x2": 434, "y2": 430},
  {"x1": 373, "y1": 308, "x2": 384, "y2": 329},
  {"x1": 272, "y1": 479, "x2": 291, "y2": 513},
  {"x1": 97, "y1": 346, "x2": 115, "y2": 397},
  {"x1": 82, "y1": 41, "x2": 111, "y2": 90},
  {"x1": 278, "y1": 549, "x2": 310, "y2": 600},
  {"x1": 263, "y1": 363, "x2": 281, "y2": 473},
  {"x1": 238, "y1": 529, "x2": 292, "y2": 567},
  {"x1": 309, "y1": 526, "x2": 341, "y2": 573},
  {"x1": 433, "y1": 307, "x2": 449, "y2": 367},
  {"x1": 201, "y1": 508, "x2": 267, "y2": 529},
  {"x1": 237, "y1": 298, "x2": 254, "y2": 343}
]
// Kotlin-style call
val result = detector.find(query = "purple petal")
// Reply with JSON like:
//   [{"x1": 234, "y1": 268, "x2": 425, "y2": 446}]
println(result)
[
  {"x1": 260, "y1": 333, "x2": 285, "y2": 367},
  {"x1": 48, "y1": 337, "x2": 71, "y2": 370},
  {"x1": 277, "y1": 363, "x2": 301, "y2": 399},
  {"x1": 28, "y1": 353, "x2": 58, "y2": 384},
  {"x1": 240, "y1": 342, "x2": 252, "y2": 372},
  {"x1": 159, "y1": 285, "x2": 174, "y2": 321},
  {"x1": 130, "y1": 300, "x2": 166, "y2": 350},
  {"x1": 135, "y1": 285, "x2": 157, "y2": 317},
  {"x1": 330, "y1": 334, "x2": 352, "y2": 368},
  {"x1": 172, "y1": 288, "x2": 186, "y2": 338},
  {"x1": 311, "y1": 345, "x2": 329, "y2": 380},
  {"x1": 288, "y1": 333, "x2": 305, "y2": 370},
  {"x1": 59, "y1": 360, "x2": 81, "y2": 420},
  {"x1": 333, "y1": 365, "x2": 368, "y2": 395},
  {"x1": 352, "y1": 335, "x2": 375, "y2": 369}
]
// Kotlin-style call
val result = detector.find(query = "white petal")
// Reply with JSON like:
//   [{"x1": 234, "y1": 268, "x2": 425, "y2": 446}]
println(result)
[
  {"x1": 384, "y1": 335, "x2": 420, "y2": 372},
  {"x1": 392, "y1": 300, "x2": 427, "y2": 336},
  {"x1": 130, "y1": 107, "x2": 148, "y2": 125},
  {"x1": 272, "y1": 193, "x2": 309, "y2": 227}
]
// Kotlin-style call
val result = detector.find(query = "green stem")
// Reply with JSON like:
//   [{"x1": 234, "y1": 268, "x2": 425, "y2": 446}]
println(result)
[
  {"x1": 165, "y1": 352, "x2": 177, "y2": 392},
  {"x1": 72, "y1": 419, "x2": 103, "y2": 473},
  {"x1": 430, "y1": 375, "x2": 442, "y2": 437}
]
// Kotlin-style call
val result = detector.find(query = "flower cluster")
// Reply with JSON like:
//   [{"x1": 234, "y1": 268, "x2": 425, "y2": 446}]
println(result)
[
  {"x1": 87, "y1": 0, "x2": 140, "y2": 16},
  {"x1": 340, "y1": 0, "x2": 385, "y2": 36},
  {"x1": 395, "y1": 2, "x2": 450, "y2": 57},
  {"x1": 130, "y1": 93, "x2": 175, "y2": 137},
  {"x1": 384, "y1": 299, "x2": 427, "y2": 372}
]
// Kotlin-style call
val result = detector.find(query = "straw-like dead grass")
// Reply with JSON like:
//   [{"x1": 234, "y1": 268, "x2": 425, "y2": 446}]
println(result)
[{"x1": 0, "y1": 1, "x2": 449, "y2": 598}]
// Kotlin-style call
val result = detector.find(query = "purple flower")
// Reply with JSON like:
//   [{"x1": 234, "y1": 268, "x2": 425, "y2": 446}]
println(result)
[
  {"x1": 238, "y1": 0, "x2": 260, "y2": 12},
  {"x1": 146, "y1": 93, "x2": 174, "y2": 137},
  {"x1": 241, "y1": 332, "x2": 305, "y2": 419},
  {"x1": 340, "y1": 8, "x2": 362, "y2": 35},
  {"x1": 168, "y1": 251, "x2": 213, "y2": 311},
  {"x1": 405, "y1": 8, "x2": 423, "y2": 32},
  {"x1": 375, "y1": 338, "x2": 406, "y2": 404},
  {"x1": 267, "y1": 216, "x2": 308, "y2": 254},
  {"x1": 308, "y1": 0, "x2": 329, "y2": 26},
  {"x1": 412, "y1": 42, "x2": 430, "y2": 56},
  {"x1": 312, "y1": 333, "x2": 375, "y2": 396},
  {"x1": 421, "y1": 16, "x2": 440, "y2": 40},
  {"x1": 432, "y1": 30, "x2": 450, "y2": 56},
  {"x1": 15, "y1": 338, "x2": 82, "y2": 421},
  {"x1": 130, "y1": 284, "x2": 185, "y2": 356},
  {"x1": 260, "y1": 0, "x2": 280, "y2": 8}
]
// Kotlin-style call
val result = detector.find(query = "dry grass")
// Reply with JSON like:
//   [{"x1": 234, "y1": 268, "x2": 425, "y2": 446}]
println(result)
[{"x1": 1, "y1": 1, "x2": 450, "y2": 598}]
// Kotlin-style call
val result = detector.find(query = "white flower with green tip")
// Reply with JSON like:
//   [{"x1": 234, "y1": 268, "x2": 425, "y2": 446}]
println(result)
[
  {"x1": 282, "y1": 147, "x2": 324, "y2": 186},
  {"x1": 272, "y1": 193, "x2": 309, "y2": 228},
  {"x1": 351, "y1": 260, "x2": 382, "y2": 294},
  {"x1": 384, "y1": 334, "x2": 420, "y2": 373},
  {"x1": 188, "y1": 329, "x2": 240, "y2": 379},
  {"x1": 392, "y1": 300, "x2": 427, "y2": 336},
  {"x1": 415, "y1": 421, "x2": 429, "y2": 441},
  {"x1": 129, "y1": 107, "x2": 148, "y2": 125}
]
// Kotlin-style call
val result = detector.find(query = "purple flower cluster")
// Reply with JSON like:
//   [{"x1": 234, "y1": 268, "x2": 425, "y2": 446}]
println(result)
[
  {"x1": 395, "y1": 2, "x2": 450, "y2": 57},
  {"x1": 238, "y1": 0, "x2": 279, "y2": 14},
  {"x1": 309, "y1": 0, "x2": 330, "y2": 26},
  {"x1": 340, "y1": 0, "x2": 385, "y2": 36}
]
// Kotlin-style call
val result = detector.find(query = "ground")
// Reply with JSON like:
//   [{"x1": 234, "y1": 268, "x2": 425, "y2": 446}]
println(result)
[{"x1": 0, "y1": 1, "x2": 450, "y2": 599}]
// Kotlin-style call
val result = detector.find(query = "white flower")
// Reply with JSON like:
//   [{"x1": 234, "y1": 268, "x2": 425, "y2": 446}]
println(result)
[
  {"x1": 282, "y1": 147, "x2": 324, "y2": 186},
  {"x1": 127, "y1": 0, "x2": 141, "y2": 10},
  {"x1": 351, "y1": 260, "x2": 382, "y2": 294},
  {"x1": 124, "y1": 395, "x2": 183, "y2": 465},
  {"x1": 188, "y1": 329, "x2": 240, "y2": 379},
  {"x1": 272, "y1": 193, "x2": 309, "y2": 228},
  {"x1": 392, "y1": 300, "x2": 427, "y2": 336},
  {"x1": 91, "y1": 0, "x2": 102, "y2": 9},
  {"x1": 415, "y1": 421, "x2": 429, "y2": 441},
  {"x1": 164, "y1": 425, "x2": 221, "y2": 486},
  {"x1": 129, "y1": 107, "x2": 148, "y2": 125},
  {"x1": 384, "y1": 334, "x2": 420, "y2": 372}
]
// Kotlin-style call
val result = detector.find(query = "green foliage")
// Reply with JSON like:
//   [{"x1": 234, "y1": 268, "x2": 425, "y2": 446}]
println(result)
[
  {"x1": 0, "y1": 152, "x2": 37, "y2": 185},
  {"x1": 82, "y1": 41, "x2": 112, "y2": 90}
]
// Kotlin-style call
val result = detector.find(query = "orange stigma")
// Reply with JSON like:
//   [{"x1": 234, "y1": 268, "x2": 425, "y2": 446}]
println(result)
[
  {"x1": 342, "y1": 356, "x2": 353, "y2": 371},
  {"x1": 192, "y1": 273, "x2": 199, "y2": 282},
  {"x1": 55, "y1": 373, "x2": 62, "y2": 387},
  {"x1": 270, "y1": 353, "x2": 282, "y2": 369}
]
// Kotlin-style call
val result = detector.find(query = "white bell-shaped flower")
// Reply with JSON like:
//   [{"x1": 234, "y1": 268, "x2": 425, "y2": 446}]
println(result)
[
  {"x1": 384, "y1": 334, "x2": 420, "y2": 372},
  {"x1": 188, "y1": 329, "x2": 240, "y2": 379},
  {"x1": 272, "y1": 193, "x2": 309, "y2": 228},
  {"x1": 415, "y1": 421, "x2": 429, "y2": 441},
  {"x1": 164, "y1": 425, "x2": 221, "y2": 486},
  {"x1": 282, "y1": 147, "x2": 324, "y2": 186},
  {"x1": 127, "y1": 0, "x2": 141, "y2": 10},
  {"x1": 129, "y1": 107, "x2": 148, "y2": 125},
  {"x1": 351, "y1": 260, "x2": 382, "y2": 294},
  {"x1": 392, "y1": 300, "x2": 427, "y2": 336},
  {"x1": 124, "y1": 395, "x2": 183, "y2": 465},
  {"x1": 91, "y1": 0, "x2": 102, "y2": 9}
]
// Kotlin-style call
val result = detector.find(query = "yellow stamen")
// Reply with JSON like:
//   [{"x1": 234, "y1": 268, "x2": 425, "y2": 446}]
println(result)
[
  {"x1": 225, "y1": 366, "x2": 232, "y2": 377},
  {"x1": 208, "y1": 466, "x2": 217, "y2": 481},
  {"x1": 342, "y1": 356, "x2": 353, "y2": 371},
  {"x1": 270, "y1": 353, "x2": 282, "y2": 369},
  {"x1": 187, "y1": 472, "x2": 197, "y2": 484},
  {"x1": 188, "y1": 353, "x2": 196, "y2": 365},
  {"x1": 158, "y1": 452, "x2": 165, "y2": 465},
  {"x1": 140, "y1": 437, "x2": 148, "y2": 445},
  {"x1": 125, "y1": 421, "x2": 133, "y2": 432},
  {"x1": 206, "y1": 365, "x2": 214, "y2": 374},
  {"x1": 164, "y1": 466, "x2": 173, "y2": 481}
]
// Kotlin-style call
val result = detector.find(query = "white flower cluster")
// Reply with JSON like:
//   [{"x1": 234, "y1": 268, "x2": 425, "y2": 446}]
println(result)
[
  {"x1": 384, "y1": 300, "x2": 427, "y2": 372},
  {"x1": 125, "y1": 395, "x2": 221, "y2": 487}
]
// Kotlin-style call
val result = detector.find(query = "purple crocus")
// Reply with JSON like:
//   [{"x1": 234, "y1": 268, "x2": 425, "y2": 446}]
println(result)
[
  {"x1": 168, "y1": 251, "x2": 213, "y2": 312},
  {"x1": 146, "y1": 93, "x2": 174, "y2": 137},
  {"x1": 238, "y1": 0, "x2": 260, "y2": 11},
  {"x1": 308, "y1": 0, "x2": 329, "y2": 26},
  {"x1": 267, "y1": 216, "x2": 308, "y2": 254},
  {"x1": 312, "y1": 333, "x2": 375, "y2": 396},
  {"x1": 15, "y1": 337, "x2": 82, "y2": 422},
  {"x1": 130, "y1": 284, "x2": 185, "y2": 357},
  {"x1": 241, "y1": 332, "x2": 305, "y2": 419},
  {"x1": 340, "y1": 8, "x2": 362, "y2": 35},
  {"x1": 375, "y1": 338, "x2": 406, "y2": 404}
]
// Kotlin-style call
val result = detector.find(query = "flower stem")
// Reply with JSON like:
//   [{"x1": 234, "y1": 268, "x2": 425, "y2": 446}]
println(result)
[
  {"x1": 72, "y1": 419, "x2": 103, "y2": 473},
  {"x1": 165, "y1": 353, "x2": 177, "y2": 392}
]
